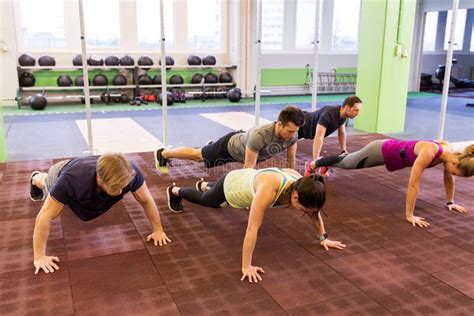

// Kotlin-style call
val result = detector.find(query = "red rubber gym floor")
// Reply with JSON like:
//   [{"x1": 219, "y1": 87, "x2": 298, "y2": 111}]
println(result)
[{"x1": 1, "y1": 134, "x2": 473, "y2": 315}]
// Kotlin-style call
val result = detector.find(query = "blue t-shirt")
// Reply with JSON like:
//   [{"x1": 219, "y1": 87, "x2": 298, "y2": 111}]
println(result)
[
  {"x1": 298, "y1": 106, "x2": 345, "y2": 139},
  {"x1": 49, "y1": 156, "x2": 144, "y2": 221}
]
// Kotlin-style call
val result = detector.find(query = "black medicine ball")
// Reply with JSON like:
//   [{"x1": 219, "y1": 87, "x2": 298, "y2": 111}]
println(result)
[
  {"x1": 38, "y1": 55, "x2": 56, "y2": 67},
  {"x1": 57, "y1": 74, "x2": 73, "y2": 87},
  {"x1": 187, "y1": 55, "x2": 201, "y2": 65},
  {"x1": 204, "y1": 72, "x2": 218, "y2": 84},
  {"x1": 120, "y1": 55, "x2": 135, "y2": 66},
  {"x1": 72, "y1": 54, "x2": 83, "y2": 66},
  {"x1": 105, "y1": 55, "x2": 120, "y2": 66},
  {"x1": 191, "y1": 73, "x2": 204, "y2": 84},
  {"x1": 112, "y1": 74, "x2": 127, "y2": 86},
  {"x1": 29, "y1": 94, "x2": 48, "y2": 110},
  {"x1": 18, "y1": 54, "x2": 36, "y2": 67},
  {"x1": 18, "y1": 72, "x2": 36, "y2": 87},
  {"x1": 202, "y1": 55, "x2": 216, "y2": 65},
  {"x1": 92, "y1": 74, "x2": 109, "y2": 86}
]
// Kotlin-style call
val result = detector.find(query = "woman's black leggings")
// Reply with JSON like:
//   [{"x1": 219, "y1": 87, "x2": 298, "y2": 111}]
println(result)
[
  {"x1": 315, "y1": 139, "x2": 386, "y2": 169},
  {"x1": 179, "y1": 173, "x2": 228, "y2": 208}
]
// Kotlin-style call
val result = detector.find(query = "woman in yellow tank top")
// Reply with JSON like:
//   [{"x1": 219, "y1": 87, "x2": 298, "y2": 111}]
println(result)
[{"x1": 166, "y1": 167, "x2": 346, "y2": 283}]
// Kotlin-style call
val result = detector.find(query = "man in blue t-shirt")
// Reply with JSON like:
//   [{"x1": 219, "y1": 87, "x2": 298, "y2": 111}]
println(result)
[
  {"x1": 29, "y1": 153, "x2": 171, "y2": 275},
  {"x1": 298, "y1": 96, "x2": 362, "y2": 176}
]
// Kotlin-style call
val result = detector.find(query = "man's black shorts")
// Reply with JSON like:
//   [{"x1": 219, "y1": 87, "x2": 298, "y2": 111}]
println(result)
[{"x1": 201, "y1": 131, "x2": 242, "y2": 168}]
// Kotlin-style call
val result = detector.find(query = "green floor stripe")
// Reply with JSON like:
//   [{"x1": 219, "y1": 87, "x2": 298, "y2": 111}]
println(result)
[{"x1": 2, "y1": 92, "x2": 439, "y2": 116}]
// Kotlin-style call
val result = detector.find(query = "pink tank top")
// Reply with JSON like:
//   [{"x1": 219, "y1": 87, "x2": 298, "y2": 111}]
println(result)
[{"x1": 381, "y1": 140, "x2": 443, "y2": 171}]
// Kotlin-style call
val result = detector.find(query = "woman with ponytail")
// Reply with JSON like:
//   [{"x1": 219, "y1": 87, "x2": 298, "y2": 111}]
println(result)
[
  {"x1": 305, "y1": 140, "x2": 474, "y2": 227},
  {"x1": 166, "y1": 167, "x2": 345, "y2": 283}
]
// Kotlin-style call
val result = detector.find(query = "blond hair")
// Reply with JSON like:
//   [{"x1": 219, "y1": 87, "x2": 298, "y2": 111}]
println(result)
[
  {"x1": 454, "y1": 144, "x2": 474, "y2": 177},
  {"x1": 96, "y1": 153, "x2": 136, "y2": 187}
]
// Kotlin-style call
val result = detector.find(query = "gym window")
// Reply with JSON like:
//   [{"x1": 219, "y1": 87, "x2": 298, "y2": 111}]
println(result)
[
  {"x1": 331, "y1": 0, "x2": 360, "y2": 51},
  {"x1": 423, "y1": 12, "x2": 438, "y2": 52},
  {"x1": 261, "y1": 0, "x2": 285, "y2": 50},
  {"x1": 18, "y1": 0, "x2": 66, "y2": 49},
  {"x1": 295, "y1": 0, "x2": 317, "y2": 49},
  {"x1": 444, "y1": 9, "x2": 467, "y2": 51},
  {"x1": 471, "y1": 24, "x2": 474, "y2": 52},
  {"x1": 136, "y1": 0, "x2": 174, "y2": 49},
  {"x1": 83, "y1": 0, "x2": 121, "y2": 48},
  {"x1": 187, "y1": 0, "x2": 222, "y2": 50}
]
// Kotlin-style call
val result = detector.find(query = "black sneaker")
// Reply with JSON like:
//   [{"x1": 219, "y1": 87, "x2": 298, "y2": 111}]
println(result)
[
  {"x1": 166, "y1": 184, "x2": 183, "y2": 213},
  {"x1": 155, "y1": 148, "x2": 169, "y2": 175},
  {"x1": 29, "y1": 171, "x2": 44, "y2": 201}
]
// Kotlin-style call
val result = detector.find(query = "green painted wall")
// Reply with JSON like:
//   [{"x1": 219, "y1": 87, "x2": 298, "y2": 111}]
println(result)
[
  {"x1": 354, "y1": 0, "x2": 416, "y2": 133},
  {"x1": 261, "y1": 68, "x2": 357, "y2": 86}
]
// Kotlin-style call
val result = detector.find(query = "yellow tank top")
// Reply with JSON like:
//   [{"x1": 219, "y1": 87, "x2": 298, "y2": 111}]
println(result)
[{"x1": 223, "y1": 168, "x2": 301, "y2": 209}]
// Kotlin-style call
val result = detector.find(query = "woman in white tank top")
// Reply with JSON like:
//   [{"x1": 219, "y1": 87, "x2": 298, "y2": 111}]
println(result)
[{"x1": 166, "y1": 167, "x2": 346, "y2": 283}]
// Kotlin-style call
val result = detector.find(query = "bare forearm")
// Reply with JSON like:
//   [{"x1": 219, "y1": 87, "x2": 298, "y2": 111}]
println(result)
[
  {"x1": 312, "y1": 138, "x2": 324, "y2": 160},
  {"x1": 33, "y1": 217, "x2": 51, "y2": 259},
  {"x1": 444, "y1": 176, "x2": 455, "y2": 202},
  {"x1": 242, "y1": 228, "x2": 258, "y2": 268},
  {"x1": 338, "y1": 133, "x2": 347, "y2": 152},
  {"x1": 405, "y1": 185, "x2": 419, "y2": 218},
  {"x1": 143, "y1": 201, "x2": 164, "y2": 231}
]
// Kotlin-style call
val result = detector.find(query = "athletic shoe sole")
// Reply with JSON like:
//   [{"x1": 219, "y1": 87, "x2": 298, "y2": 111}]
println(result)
[
  {"x1": 166, "y1": 184, "x2": 183, "y2": 213},
  {"x1": 155, "y1": 148, "x2": 169, "y2": 175}
]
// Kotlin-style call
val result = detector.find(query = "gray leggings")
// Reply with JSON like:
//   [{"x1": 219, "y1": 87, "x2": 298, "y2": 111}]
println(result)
[{"x1": 316, "y1": 140, "x2": 386, "y2": 169}]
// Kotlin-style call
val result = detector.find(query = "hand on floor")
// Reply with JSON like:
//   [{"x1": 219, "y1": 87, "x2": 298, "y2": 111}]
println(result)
[
  {"x1": 447, "y1": 203, "x2": 468, "y2": 213},
  {"x1": 320, "y1": 238, "x2": 346, "y2": 251},
  {"x1": 34, "y1": 255, "x2": 60, "y2": 274},
  {"x1": 241, "y1": 265, "x2": 265, "y2": 283},
  {"x1": 147, "y1": 230, "x2": 172, "y2": 246},
  {"x1": 406, "y1": 215, "x2": 430, "y2": 228}
]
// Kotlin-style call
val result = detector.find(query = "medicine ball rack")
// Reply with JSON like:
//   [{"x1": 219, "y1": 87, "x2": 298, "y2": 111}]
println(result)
[{"x1": 16, "y1": 64, "x2": 238, "y2": 109}]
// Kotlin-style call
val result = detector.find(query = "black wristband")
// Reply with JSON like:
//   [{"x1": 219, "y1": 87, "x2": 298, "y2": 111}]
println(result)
[
  {"x1": 447, "y1": 201, "x2": 454, "y2": 206},
  {"x1": 318, "y1": 232, "x2": 328, "y2": 241}
]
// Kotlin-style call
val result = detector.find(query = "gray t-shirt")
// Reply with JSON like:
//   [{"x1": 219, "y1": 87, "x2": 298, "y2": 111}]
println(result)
[{"x1": 226, "y1": 122, "x2": 297, "y2": 163}]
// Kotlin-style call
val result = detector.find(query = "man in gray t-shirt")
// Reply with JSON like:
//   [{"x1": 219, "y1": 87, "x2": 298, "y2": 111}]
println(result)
[{"x1": 154, "y1": 105, "x2": 306, "y2": 174}]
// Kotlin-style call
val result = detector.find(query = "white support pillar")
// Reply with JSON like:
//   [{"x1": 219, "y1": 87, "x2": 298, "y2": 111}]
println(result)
[
  {"x1": 78, "y1": 0, "x2": 94, "y2": 154},
  {"x1": 159, "y1": 0, "x2": 168, "y2": 147},
  {"x1": 254, "y1": 0, "x2": 262, "y2": 126},
  {"x1": 310, "y1": 0, "x2": 322, "y2": 112},
  {"x1": 437, "y1": 0, "x2": 459, "y2": 140}
]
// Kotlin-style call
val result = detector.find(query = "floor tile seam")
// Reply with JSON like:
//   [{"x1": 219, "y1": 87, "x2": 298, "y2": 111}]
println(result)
[{"x1": 283, "y1": 291, "x2": 393, "y2": 315}]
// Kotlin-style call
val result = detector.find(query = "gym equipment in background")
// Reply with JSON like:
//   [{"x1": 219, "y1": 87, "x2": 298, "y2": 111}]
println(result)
[
  {"x1": 105, "y1": 55, "x2": 120, "y2": 66},
  {"x1": 159, "y1": 56, "x2": 175, "y2": 69},
  {"x1": 138, "y1": 56, "x2": 154, "y2": 69},
  {"x1": 88, "y1": 55, "x2": 104, "y2": 66},
  {"x1": 29, "y1": 93, "x2": 48, "y2": 110},
  {"x1": 204, "y1": 73, "x2": 218, "y2": 84},
  {"x1": 435, "y1": 59, "x2": 474, "y2": 90},
  {"x1": 138, "y1": 74, "x2": 153, "y2": 85},
  {"x1": 72, "y1": 54, "x2": 83, "y2": 66},
  {"x1": 169, "y1": 74, "x2": 184, "y2": 85},
  {"x1": 18, "y1": 72, "x2": 36, "y2": 87},
  {"x1": 120, "y1": 55, "x2": 135, "y2": 66},
  {"x1": 202, "y1": 55, "x2": 216, "y2": 65},
  {"x1": 152, "y1": 75, "x2": 162, "y2": 85},
  {"x1": 191, "y1": 73, "x2": 204, "y2": 84},
  {"x1": 227, "y1": 88, "x2": 242, "y2": 102},
  {"x1": 92, "y1": 74, "x2": 109, "y2": 86},
  {"x1": 158, "y1": 91, "x2": 175, "y2": 106},
  {"x1": 219, "y1": 72, "x2": 233, "y2": 83},
  {"x1": 187, "y1": 55, "x2": 202, "y2": 65},
  {"x1": 57, "y1": 74, "x2": 73, "y2": 87},
  {"x1": 112, "y1": 74, "x2": 128, "y2": 86},
  {"x1": 38, "y1": 55, "x2": 56, "y2": 67},
  {"x1": 74, "y1": 75, "x2": 90, "y2": 86},
  {"x1": 18, "y1": 54, "x2": 36, "y2": 67}
]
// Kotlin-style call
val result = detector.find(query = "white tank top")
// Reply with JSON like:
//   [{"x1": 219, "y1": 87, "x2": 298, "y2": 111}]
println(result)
[{"x1": 223, "y1": 168, "x2": 301, "y2": 209}]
